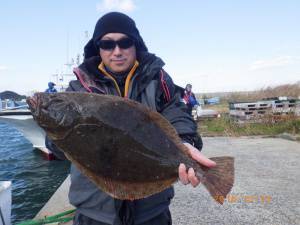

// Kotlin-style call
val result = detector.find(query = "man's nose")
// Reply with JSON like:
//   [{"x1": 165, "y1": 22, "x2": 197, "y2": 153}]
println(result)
[{"x1": 112, "y1": 45, "x2": 122, "y2": 56}]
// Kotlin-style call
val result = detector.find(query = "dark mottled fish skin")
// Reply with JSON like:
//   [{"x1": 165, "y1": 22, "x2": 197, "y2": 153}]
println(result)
[{"x1": 27, "y1": 92, "x2": 234, "y2": 203}]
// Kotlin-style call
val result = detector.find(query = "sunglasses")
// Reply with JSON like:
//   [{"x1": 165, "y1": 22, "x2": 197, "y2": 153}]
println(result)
[{"x1": 97, "y1": 38, "x2": 135, "y2": 50}]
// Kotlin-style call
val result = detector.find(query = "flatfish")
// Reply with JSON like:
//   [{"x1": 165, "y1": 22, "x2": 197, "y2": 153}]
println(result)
[{"x1": 27, "y1": 92, "x2": 234, "y2": 204}]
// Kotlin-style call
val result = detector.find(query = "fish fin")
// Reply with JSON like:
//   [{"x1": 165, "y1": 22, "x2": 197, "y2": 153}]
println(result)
[
  {"x1": 94, "y1": 176, "x2": 177, "y2": 200},
  {"x1": 66, "y1": 152, "x2": 177, "y2": 200},
  {"x1": 199, "y1": 156, "x2": 234, "y2": 205}
]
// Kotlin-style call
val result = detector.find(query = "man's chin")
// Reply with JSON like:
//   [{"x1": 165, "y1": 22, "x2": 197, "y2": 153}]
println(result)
[{"x1": 111, "y1": 65, "x2": 128, "y2": 73}]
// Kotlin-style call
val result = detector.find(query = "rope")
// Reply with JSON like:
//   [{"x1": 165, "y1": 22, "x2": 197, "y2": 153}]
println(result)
[{"x1": 16, "y1": 209, "x2": 75, "y2": 225}]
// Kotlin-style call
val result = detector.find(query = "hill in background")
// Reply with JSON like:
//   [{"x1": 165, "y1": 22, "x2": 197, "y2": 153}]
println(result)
[
  {"x1": 0, "y1": 91, "x2": 26, "y2": 101},
  {"x1": 196, "y1": 81, "x2": 300, "y2": 102}
]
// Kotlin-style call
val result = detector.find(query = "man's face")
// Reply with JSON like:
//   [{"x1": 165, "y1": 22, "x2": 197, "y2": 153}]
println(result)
[{"x1": 99, "y1": 33, "x2": 137, "y2": 73}]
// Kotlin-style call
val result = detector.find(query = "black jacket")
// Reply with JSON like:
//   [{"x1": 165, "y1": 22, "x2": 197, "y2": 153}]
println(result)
[{"x1": 46, "y1": 52, "x2": 200, "y2": 225}]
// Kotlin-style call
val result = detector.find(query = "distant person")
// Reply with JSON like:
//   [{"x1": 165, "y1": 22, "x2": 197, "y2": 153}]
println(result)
[
  {"x1": 183, "y1": 84, "x2": 199, "y2": 115},
  {"x1": 45, "y1": 82, "x2": 57, "y2": 93}
]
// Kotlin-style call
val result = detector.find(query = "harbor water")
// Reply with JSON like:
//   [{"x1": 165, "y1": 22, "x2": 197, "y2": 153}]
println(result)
[{"x1": 0, "y1": 122, "x2": 70, "y2": 224}]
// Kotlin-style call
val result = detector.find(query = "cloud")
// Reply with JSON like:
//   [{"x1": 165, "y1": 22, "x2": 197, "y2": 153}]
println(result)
[
  {"x1": 96, "y1": 0, "x2": 136, "y2": 13},
  {"x1": 0, "y1": 65, "x2": 7, "y2": 70},
  {"x1": 249, "y1": 56, "x2": 299, "y2": 71}
]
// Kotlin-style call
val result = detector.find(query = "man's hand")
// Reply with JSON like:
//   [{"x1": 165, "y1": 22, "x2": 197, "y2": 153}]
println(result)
[{"x1": 178, "y1": 143, "x2": 216, "y2": 187}]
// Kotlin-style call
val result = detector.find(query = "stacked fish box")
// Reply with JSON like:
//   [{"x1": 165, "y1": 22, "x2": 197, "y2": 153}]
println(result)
[
  {"x1": 229, "y1": 98, "x2": 300, "y2": 121},
  {"x1": 229, "y1": 101, "x2": 273, "y2": 121},
  {"x1": 296, "y1": 101, "x2": 300, "y2": 116},
  {"x1": 271, "y1": 99, "x2": 299, "y2": 115}
]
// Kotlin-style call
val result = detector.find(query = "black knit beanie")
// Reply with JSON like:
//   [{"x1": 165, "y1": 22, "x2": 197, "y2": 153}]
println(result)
[{"x1": 84, "y1": 12, "x2": 148, "y2": 59}]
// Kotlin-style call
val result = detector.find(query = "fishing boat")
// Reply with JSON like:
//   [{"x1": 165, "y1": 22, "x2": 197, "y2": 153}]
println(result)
[{"x1": 0, "y1": 56, "x2": 80, "y2": 160}]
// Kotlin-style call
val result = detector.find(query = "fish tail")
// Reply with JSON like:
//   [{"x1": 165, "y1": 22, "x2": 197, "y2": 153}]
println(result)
[{"x1": 197, "y1": 156, "x2": 234, "y2": 204}]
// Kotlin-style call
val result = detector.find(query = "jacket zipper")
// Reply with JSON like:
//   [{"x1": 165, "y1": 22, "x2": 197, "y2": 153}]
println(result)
[{"x1": 98, "y1": 61, "x2": 139, "y2": 98}]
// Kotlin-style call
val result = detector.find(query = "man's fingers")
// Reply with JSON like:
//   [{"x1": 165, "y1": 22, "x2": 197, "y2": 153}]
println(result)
[
  {"x1": 188, "y1": 168, "x2": 200, "y2": 187},
  {"x1": 179, "y1": 164, "x2": 200, "y2": 187},
  {"x1": 184, "y1": 143, "x2": 216, "y2": 168},
  {"x1": 179, "y1": 143, "x2": 216, "y2": 187},
  {"x1": 178, "y1": 163, "x2": 189, "y2": 185},
  {"x1": 191, "y1": 150, "x2": 216, "y2": 167}
]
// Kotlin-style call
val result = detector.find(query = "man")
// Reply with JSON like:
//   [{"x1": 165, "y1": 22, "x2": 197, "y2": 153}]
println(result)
[
  {"x1": 46, "y1": 12, "x2": 215, "y2": 225},
  {"x1": 45, "y1": 82, "x2": 57, "y2": 93},
  {"x1": 183, "y1": 84, "x2": 199, "y2": 115}
]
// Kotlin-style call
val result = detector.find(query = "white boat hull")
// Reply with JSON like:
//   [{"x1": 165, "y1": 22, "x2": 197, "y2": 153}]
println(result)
[
  {"x1": 0, "y1": 110, "x2": 54, "y2": 159},
  {"x1": 0, "y1": 112, "x2": 46, "y2": 148},
  {"x1": 0, "y1": 181, "x2": 12, "y2": 225}
]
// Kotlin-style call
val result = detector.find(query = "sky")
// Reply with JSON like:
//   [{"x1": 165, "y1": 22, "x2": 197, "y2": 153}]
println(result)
[{"x1": 0, "y1": 0, "x2": 300, "y2": 95}]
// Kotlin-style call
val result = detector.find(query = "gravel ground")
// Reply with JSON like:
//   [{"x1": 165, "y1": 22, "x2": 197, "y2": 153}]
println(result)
[{"x1": 170, "y1": 137, "x2": 300, "y2": 225}]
